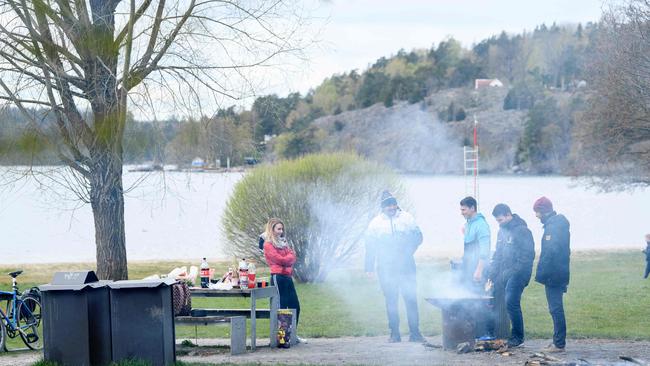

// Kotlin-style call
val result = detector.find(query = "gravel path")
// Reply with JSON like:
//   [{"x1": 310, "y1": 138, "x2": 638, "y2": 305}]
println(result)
[
  {"x1": 178, "y1": 336, "x2": 650, "y2": 366},
  {"x1": 2, "y1": 337, "x2": 650, "y2": 365}
]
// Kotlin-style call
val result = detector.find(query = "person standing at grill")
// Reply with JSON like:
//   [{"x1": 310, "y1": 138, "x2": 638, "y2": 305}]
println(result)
[
  {"x1": 460, "y1": 196, "x2": 491, "y2": 289},
  {"x1": 488, "y1": 204, "x2": 535, "y2": 348},
  {"x1": 262, "y1": 218, "x2": 305, "y2": 343},
  {"x1": 643, "y1": 234, "x2": 650, "y2": 278},
  {"x1": 365, "y1": 191, "x2": 425, "y2": 343},
  {"x1": 533, "y1": 197, "x2": 570, "y2": 353}
]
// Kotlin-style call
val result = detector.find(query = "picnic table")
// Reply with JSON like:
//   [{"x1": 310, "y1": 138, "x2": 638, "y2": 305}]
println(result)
[{"x1": 185, "y1": 286, "x2": 281, "y2": 351}]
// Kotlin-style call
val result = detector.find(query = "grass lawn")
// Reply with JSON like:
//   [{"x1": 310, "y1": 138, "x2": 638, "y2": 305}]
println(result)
[{"x1": 1, "y1": 250, "x2": 649, "y2": 350}]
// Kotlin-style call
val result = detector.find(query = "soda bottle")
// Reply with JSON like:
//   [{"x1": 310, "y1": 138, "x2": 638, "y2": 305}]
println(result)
[
  {"x1": 238, "y1": 258, "x2": 249, "y2": 289},
  {"x1": 248, "y1": 262, "x2": 256, "y2": 288},
  {"x1": 200, "y1": 258, "x2": 210, "y2": 288}
]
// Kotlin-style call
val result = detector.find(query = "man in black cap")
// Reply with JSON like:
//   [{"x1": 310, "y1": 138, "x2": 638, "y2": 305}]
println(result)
[
  {"x1": 488, "y1": 203, "x2": 535, "y2": 348},
  {"x1": 365, "y1": 191, "x2": 424, "y2": 343}
]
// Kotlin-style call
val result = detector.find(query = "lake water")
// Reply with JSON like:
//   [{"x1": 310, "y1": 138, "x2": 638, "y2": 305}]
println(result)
[{"x1": 1, "y1": 168, "x2": 648, "y2": 265}]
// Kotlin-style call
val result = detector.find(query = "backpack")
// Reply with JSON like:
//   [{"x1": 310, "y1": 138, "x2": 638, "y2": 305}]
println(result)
[
  {"x1": 172, "y1": 281, "x2": 192, "y2": 316},
  {"x1": 21, "y1": 286, "x2": 42, "y2": 303}
]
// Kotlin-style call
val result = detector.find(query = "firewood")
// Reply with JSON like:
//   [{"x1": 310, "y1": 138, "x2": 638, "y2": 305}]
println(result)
[{"x1": 619, "y1": 355, "x2": 649, "y2": 366}]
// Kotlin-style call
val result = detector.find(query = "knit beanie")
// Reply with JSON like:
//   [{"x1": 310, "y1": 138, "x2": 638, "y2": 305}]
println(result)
[
  {"x1": 533, "y1": 196, "x2": 553, "y2": 214},
  {"x1": 380, "y1": 190, "x2": 398, "y2": 208}
]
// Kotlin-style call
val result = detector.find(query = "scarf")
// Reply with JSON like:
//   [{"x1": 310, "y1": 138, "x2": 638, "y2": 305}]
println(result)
[{"x1": 272, "y1": 236, "x2": 288, "y2": 249}]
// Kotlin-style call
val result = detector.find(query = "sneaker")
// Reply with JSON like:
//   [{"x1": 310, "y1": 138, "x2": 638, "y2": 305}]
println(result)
[
  {"x1": 506, "y1": 339, "x2": 524, "y2": 348},
  {"x1": 542, "y1": 343, "x2": 565, "y2": 353},
  {"x1": 409, "y1": 333, "x2": 426, "y2": 343},
  {"x1": 295, "y1": 336, "x2": 308, "y2": 344},
  {"x1": 478, "y1": 335, "x2": 496, "y2": 341},
  {"x1": 388, "y1": 333, "x2": 401, "y2": 343}
]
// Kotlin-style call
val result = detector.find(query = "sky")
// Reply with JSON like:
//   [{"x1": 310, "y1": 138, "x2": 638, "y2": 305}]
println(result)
[{"x1": 259, "y1": 0, "x2": 607, "y2": 99}]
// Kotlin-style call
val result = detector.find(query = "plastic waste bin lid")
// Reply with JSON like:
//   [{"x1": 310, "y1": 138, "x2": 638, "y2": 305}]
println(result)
[
  {"x1": 40, "y1": 271, "x2": 112, "y2": 291},
  {"x1": 108, "y1": 278, "x2": 176, "y2": 289}
]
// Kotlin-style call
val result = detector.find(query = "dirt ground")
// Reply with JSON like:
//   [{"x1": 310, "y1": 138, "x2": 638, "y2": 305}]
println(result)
[
  {"x1": 177, "y1": 336, "x2": 650, "y2": 366},
  {"x1": 2, "y1": 336, "x2": 650, "y2": 365}
]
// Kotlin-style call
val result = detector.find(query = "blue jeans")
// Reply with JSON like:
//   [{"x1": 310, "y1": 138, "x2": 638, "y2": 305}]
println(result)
[
  {"x1": 545, "y1": 285, "x2": 567, "y2": 348},
  {"x1": 505, "y1": 276, "x2": 527, "y2": 343},
  {"x1": 378, "y1": 270, "x2": 420, "y2": 336}
]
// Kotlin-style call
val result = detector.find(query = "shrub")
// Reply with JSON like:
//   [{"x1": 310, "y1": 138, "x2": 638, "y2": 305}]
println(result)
[{"x1": 221, "y1": 153, "x2": 403, "y2": 282}]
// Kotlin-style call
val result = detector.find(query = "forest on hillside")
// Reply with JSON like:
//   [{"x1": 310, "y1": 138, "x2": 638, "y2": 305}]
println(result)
[{"x1": 0, "y1": 21, "x2": 626, "y2": 178}]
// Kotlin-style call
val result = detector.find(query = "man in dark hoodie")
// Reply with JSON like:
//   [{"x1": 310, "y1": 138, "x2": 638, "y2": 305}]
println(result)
[
  {"x1": 488, "y1": 203, "x2": 535, "y2": 348},
  {"x1": 533, "y1": 196, "x2": 570, "y2": 353}
]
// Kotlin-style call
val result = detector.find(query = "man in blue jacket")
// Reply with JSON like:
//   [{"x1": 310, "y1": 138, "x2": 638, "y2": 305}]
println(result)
[
  {"x1": 460, "y1": 196, "x2": 491, "y2": 288},
  {"x1": 533, "y1": 196, "x2": 570, "y2": 353},
  {"x1": 488, "y1": 203, "x2": 535, "y2": 348},
  {"x1": 460, "y1": 196, "x2": 491, "y2": 338}
]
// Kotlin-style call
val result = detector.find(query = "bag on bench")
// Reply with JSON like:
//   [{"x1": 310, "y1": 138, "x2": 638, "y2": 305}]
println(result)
[{"x1": 172, "y1": 281, "x2": 192, "y2": 316}]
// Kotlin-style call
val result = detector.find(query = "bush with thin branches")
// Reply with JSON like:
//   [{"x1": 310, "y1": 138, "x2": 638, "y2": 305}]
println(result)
[{"x1": 221, "y1": 153, "x2": 402, "y2": 282}]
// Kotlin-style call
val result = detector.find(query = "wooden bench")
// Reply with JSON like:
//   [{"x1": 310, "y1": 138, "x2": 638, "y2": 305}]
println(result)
[
  {"x1": 193, "y1": 308, "x2": 271, "y2": 318},
  {"x1": 186, "y1": 308, "x2": 297, "y2": 346},
  {"x1": 175, "y1": 315, "x2": 246, "y2": 355}
]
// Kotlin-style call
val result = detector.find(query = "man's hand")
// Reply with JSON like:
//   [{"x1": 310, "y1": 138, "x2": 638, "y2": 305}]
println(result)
[
  {"x1": 473, "y1": 268, "x2": 482, "y2": 282},
  {"x1": 366, "y1": 272, "x2": 375, "y2": 279},
  {"x1": 473, "y1": 260, "x2": 484, "y2": 282},
  {"x1": 484, "y1": 279, "x2": 493, "y2": 292}
]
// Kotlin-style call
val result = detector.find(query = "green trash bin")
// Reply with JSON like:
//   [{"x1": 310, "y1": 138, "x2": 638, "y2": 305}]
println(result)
[
  {"x1": 108, "y1": 279, "x2": 176, "y2": 366},
  {"x1": 40, "y1": 271, "x2": 112, "y2": 366}
]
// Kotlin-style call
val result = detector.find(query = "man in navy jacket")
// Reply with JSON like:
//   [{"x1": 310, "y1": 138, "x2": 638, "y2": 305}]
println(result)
[
  {"x1": 488, "y1": 203, "x2": 535, "y2": 348},
  {"x1": 533, "y1": 196, "x2": 570, "y2": 353}
]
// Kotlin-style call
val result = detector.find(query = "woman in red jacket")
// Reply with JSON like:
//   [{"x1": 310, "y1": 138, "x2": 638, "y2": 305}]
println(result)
[{"x1": 263, "y1": 218, "x2": 302, "y2": 329}]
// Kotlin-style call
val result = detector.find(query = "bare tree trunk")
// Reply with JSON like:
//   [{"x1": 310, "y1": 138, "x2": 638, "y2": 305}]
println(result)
[
  {"x1": 90, "y1": 151, "x2": 128, "y2": 280},
  {"x1": 87, "y1": 0, "x2": 127, "y2": 280}
]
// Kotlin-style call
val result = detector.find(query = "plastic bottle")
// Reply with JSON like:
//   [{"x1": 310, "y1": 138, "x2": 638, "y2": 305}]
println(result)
[
  {"x1": 200, "y1": 258, "x2": 210, "y2": 288},
  {"x1": 238, "y1": 258, "x2": 249, "y2": 289},
  {"x1": 248, "y1": 262, "x2": 256, "y2": 288}
]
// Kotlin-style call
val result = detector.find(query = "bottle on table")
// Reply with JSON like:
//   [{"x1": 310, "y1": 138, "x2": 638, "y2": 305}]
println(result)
[
  {"x1": 200, "y1": 258, "x2": 210, "y2": 288},
  {"x1": 238, "y1": 258, "x2": 249, "y2": 289},
  {"x1": 248, "y1": 262, "x2": 256, "y2": 288}
]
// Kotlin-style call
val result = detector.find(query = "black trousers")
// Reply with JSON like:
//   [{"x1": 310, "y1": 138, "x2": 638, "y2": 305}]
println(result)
[
  {"x1": 271, "y1": 274, "x2": 301, "y2": 324},
  {"x1": 645, "y1": 261, "x2": 650, "y2": 279},
  {"x1": 545, "y1": 285, "x2": 567, "y2": 348},
  {"x1": 378, "y1": 270, "x2": 420, "y2": 336}
]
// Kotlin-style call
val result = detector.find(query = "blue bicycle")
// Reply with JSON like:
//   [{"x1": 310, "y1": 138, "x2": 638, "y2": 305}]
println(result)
[{"x1": 0, "y1": 270, "x2": 42, "y2": 351}]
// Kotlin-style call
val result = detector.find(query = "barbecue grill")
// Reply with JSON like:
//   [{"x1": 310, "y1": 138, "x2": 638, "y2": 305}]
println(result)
[{"x1": 426, "y1": 296, "x2": 492, "y2": 350}]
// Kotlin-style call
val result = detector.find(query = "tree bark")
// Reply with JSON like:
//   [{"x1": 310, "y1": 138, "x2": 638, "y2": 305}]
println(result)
[
  {"x1": 90, "y1": 151, "x2": 128, "y2": 280},
  {"x1": 87, "y1": 0, "x2": 127, "y2": 281}
]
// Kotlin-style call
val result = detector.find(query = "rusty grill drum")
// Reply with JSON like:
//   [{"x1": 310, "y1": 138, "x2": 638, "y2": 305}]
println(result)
[{"x1": 426, "y1": 296, "x2": 492, "y2": 350}]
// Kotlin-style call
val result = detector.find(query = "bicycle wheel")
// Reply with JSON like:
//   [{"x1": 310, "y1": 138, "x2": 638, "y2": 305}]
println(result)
[
  {"x1": 0, "y1": 314, "x2": 6, "y2": 352},
  {"x1": 16, "y1": 297, "x2": 42, "y2": 350},
  {"x1": 19, "y1": 296, "x2": 41, "y2": 327}
]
